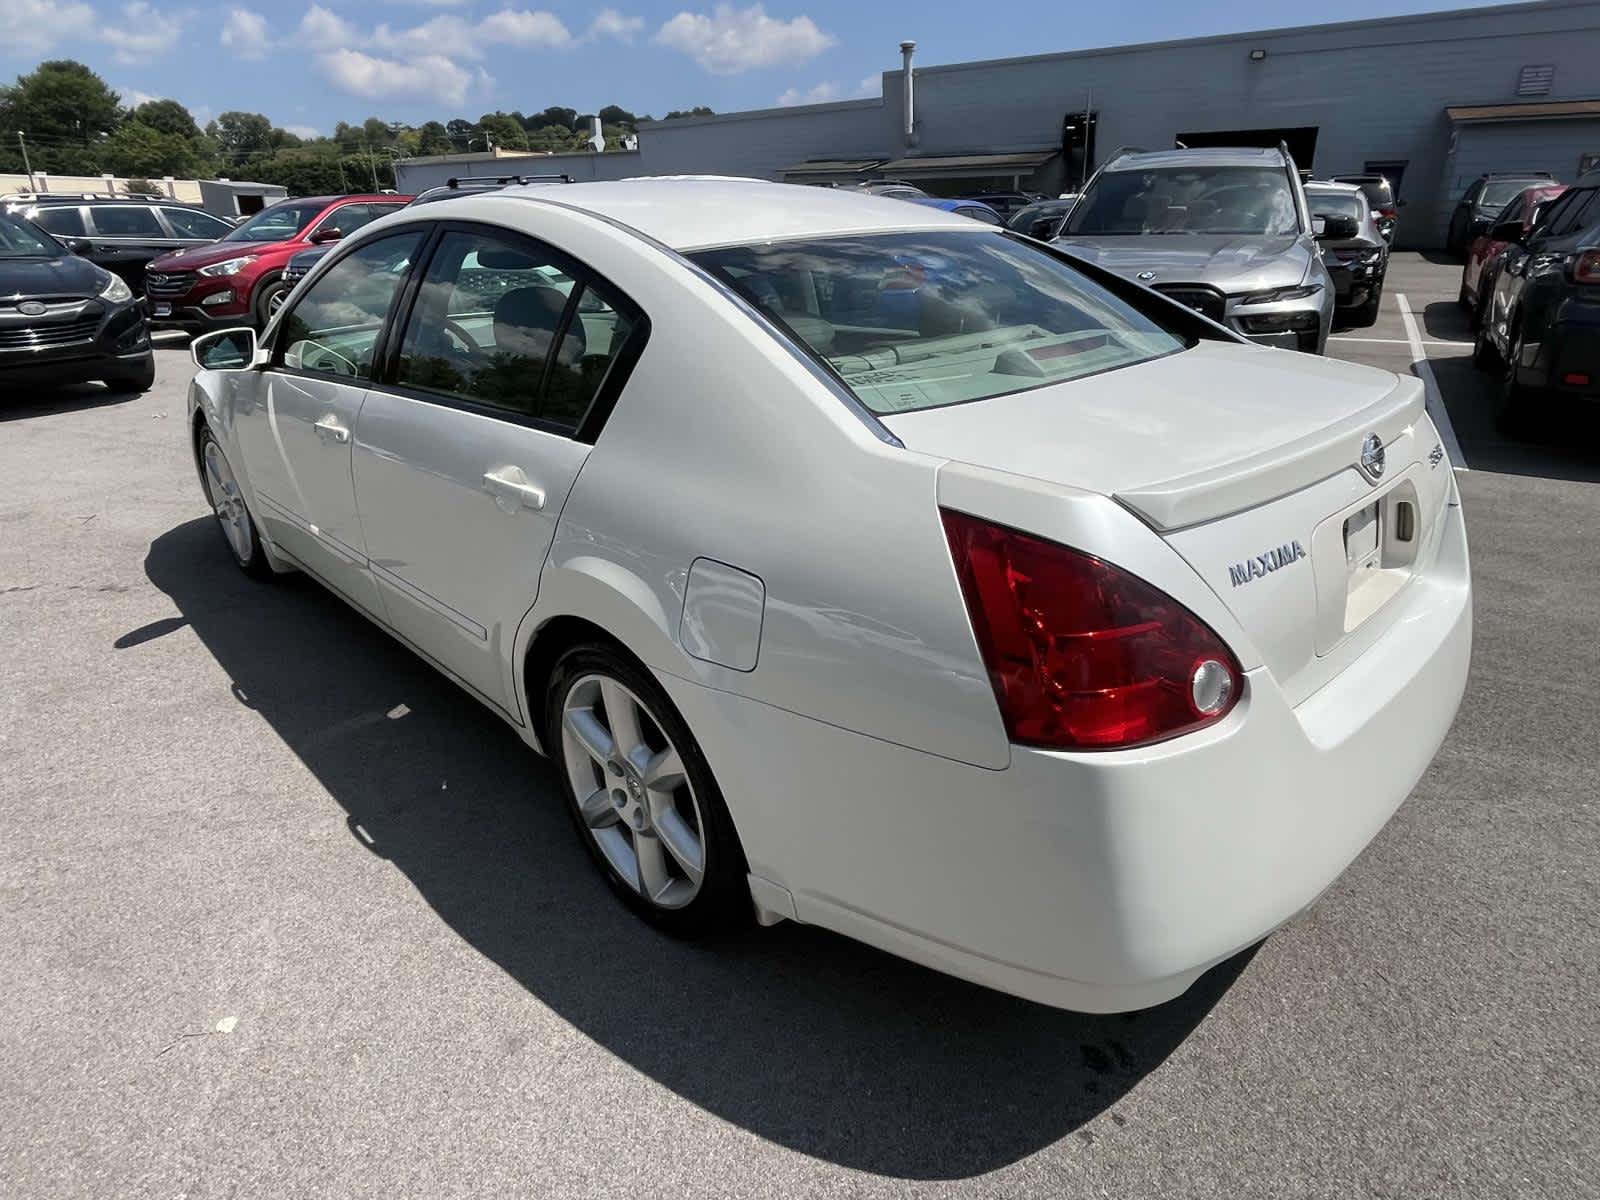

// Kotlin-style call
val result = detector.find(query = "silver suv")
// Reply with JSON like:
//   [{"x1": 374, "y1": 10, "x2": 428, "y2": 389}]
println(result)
[{"x1": 1052, "y1": 146, "x2": 1336, "y2": 354}]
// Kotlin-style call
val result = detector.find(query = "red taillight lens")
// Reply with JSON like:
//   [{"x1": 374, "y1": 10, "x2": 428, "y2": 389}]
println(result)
[
  {"x1": 1573, "y1": 250, "x2": 1600, "y2": 285},
  {"x1": 940, "y1": 509, "x2": 1243, "y2": 750}
]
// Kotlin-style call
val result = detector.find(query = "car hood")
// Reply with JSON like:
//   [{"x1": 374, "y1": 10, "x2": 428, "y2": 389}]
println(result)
[
  {"x1": 0, "y1": 254, "x2": 107, "y2": 299},
  {"x1": 1052, "y1": 234, "x2": 1313, "y2": 293},
  {"x1": 148, "y1": 240, "x2": 289, "y2": 271}
]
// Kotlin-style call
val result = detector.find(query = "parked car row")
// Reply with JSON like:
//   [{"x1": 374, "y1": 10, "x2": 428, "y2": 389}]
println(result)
[
  {"x1": 5, "y1": 194, "x2": 236, "y2": 291},
  {"x1": 1466, "y1": 171, "x2": 1600, "y2": 430},
  {"x1": 182, "y1": 175, "x2": 1470, "y2": 1013}
]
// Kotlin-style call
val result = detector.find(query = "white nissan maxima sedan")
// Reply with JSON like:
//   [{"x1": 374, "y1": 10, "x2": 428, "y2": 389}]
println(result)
[{"x1": 184, "y1": 179, "x2": 1471, "y2": 1013}]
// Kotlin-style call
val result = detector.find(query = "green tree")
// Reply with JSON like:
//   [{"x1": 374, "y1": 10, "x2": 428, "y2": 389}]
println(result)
[
  {"x1": 477, "y1": 112, "x2": 528, "y2": 151},
  {"x1": 361, "y1": 116, "x2": 390, "y2": 146},
  {"x1": 129, "y1": 98, "x2": 200, "y2": 141},
  {"x1": 663, "y1": 107, "x2": 714, "y2": 120},
  {"x1": 101, "y1": 121, "x2": 202, "y2": 177},
  {"x1": 212, "y1": 110, "x2": 274, "y2": 157},
  {"x1": 416, "y1": 121, "x2": 452, "y2": 155},
  {"x1": 0, "y1": 59, "x2": 124, "y2": 172},
  {"x1": 598, "y1": 104, "x2": 637, "y2": 128}
]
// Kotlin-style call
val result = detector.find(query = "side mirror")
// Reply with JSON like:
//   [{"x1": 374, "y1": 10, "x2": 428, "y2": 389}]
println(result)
[
  {"x1": 1315, "y1": 214, "x2": 1360, "y2": 241},
  {"x1": 309, "y1": 226, "x2": 343, "y2": 245},
  {"x1": 1489, "y1": 219, "x2": 1525, "y2": 245},
  {"x1": 191, "y1": 327, "x2": 258, "y2": 371},
  {"x1": 65, "y1": 238, "x2": 93, "y2": 255}
]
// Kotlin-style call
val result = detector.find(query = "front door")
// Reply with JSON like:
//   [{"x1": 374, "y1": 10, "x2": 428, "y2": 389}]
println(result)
[
  {"x1": 352, "y1": 225, "x2": 643, "y2": 715},
  {"x1": 234, "y1": 230, "x2": 427, "y2": 615}
]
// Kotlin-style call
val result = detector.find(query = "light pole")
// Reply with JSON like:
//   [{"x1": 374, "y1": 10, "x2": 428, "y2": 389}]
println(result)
[{"x1": 16, "y1": 131, "x2": 36, "y2": 192}]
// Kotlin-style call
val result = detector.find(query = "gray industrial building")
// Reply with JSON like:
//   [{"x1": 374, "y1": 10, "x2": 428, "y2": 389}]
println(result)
[{"x1": 395, "y1": 0, "x2": 1600, "y2": 248}]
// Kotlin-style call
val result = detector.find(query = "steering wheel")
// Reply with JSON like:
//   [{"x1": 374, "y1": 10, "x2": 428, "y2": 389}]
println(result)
[{"x1": 441, "y1": 317, "x2": 481, "y2": 354}]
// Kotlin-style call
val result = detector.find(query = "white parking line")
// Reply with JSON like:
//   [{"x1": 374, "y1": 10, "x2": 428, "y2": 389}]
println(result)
[
  {"x1": 1328, "y1": 335, "x2": 1473, "y2": 347},
  {"x1": 1396, "y1": 291, "x2": 1468, "y2": 472}
]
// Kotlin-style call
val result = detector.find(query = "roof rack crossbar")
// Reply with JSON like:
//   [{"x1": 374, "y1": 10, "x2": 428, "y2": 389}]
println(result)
[{"x1": 444, "y1": 173, "x2": 575, "y2": 189}]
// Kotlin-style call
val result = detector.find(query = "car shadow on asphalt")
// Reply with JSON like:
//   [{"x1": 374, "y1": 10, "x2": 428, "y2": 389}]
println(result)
[
  {"x1": 1417, "y1": 301, "x2": 1600, "y2": 485},
  {"x1": 0, "y1": 382, "x2": 146, "y2": 423},
  {"x1": 140, "y1": 516, "x2": 1254, "y2": 1180}
]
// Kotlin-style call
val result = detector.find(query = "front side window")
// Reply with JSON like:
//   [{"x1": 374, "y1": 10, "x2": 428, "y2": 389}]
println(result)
[
  {"x1": 395, "y1": 230, "x2": 636, "y2": 430},
  {"x1": 958, "y1": 206, "x2": 1004, "y2": 226},
  {"x1": 88, "y1": 206, "x2": 164, "y2": 237},
  {"x1": 161, "y1": 207, "x2": 233, "y2": 240},
  {"x1": 223, "y1": 201, "x2": 327, "y2": 243},
  {"x1": 30, "y1": 207, "x2": 86, "y2": 237},
  {"x1": 276, "y1": 232, "x2": 424, "y2": 380},
  {"x1": 1064, "y1": 166, "x2": 1301, "y2": 237},
  {"x1": 691, "y1": 230, "x2": 1187, "y2": 415}
]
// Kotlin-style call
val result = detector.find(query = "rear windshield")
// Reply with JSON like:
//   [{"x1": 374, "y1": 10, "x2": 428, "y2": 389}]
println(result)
[
  {"x1": 1308, "y1": 192, "x2": 1366, "y2": 223},
  {"x1": 1481, "y1": 179, "x2": 1544, "y2": 209},
  {"x1": 689, "y1": 231, "x2": 1187, "y2": 415},
  {"x1": 1063, "y1": 165, "x2": 1300, "y2": 237},
  {"x1": 222, "y1": 201, "x2": 327, "y2": 242}
]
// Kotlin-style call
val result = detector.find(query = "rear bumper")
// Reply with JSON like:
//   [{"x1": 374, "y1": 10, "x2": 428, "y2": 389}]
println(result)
[
  {"x1": 1522, "y1": 302, "x2": 1600, "y2": 396},
  {"x1": 665, "y1": 496, "x2": 1471, "y2": 1012}
]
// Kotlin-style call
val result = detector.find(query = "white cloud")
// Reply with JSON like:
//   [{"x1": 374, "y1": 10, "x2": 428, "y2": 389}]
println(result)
[
  {"x1": 478, "y1": 8, "x2": 572, "y2": 48},
  {"x1": 656, "y1": 4, "x2": 833, "y2": 75},
  {"x1": 588, "y1": 8, "x2": 644, "y2": 41},
  {"x1": 299, "y1": 4, "x2": 361, "y2": 45},
  {"x1": 118, "y1": 85, "x2": 163, "y2": 108},
  {"x1": 1, "y1": 0, "x2": 95, "y2": 57},
  {"x1": 221, "y1": 8, "x2": 273, "y2": 59},
  {"x1": 394, "y1": 0, "x2": 471, "y2": 6},
  {"x1": 858, "y1": 74, "x2": 879, "y2": 97},
  {"x1": 776, "y1": 81, "x2": 838, "y2": 107},
  {"x1": 317, "y1": 48, "x2": 477, "y2": 105},
  {"x1": 372, "y1": 14, "x2": 481, "y2": 59},
  {"x1": 282, "y1": 123, "x2": 321, "y2": 138},
  {"x1": 100, "y1": 1, "x2": 186, "y2": 65}
]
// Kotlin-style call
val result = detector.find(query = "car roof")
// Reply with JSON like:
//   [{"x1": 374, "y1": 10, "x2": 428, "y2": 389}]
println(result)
[
  {"x1": 481, "y1": 178, "x2": 992, "y2": 251},
  {"x1": 1108, "y1": 146, "x2": 1286, "y2": 171},
  {"x1": 27, "y1": 195, "x2": 176, "y2": 205}
]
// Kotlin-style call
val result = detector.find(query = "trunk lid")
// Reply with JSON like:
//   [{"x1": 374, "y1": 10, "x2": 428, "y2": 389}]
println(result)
[{"x1": 884, "y1": 342, "x2": 1448, "y2": 703}]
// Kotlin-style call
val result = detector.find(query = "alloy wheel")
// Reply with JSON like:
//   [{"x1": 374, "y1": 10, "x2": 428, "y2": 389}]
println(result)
[
  {"x1": 560, "y1": 673, "x2": 707, "y2": 909},
  {"x1": 202, "y1": 439, "x2": 254, "y2": 566}
]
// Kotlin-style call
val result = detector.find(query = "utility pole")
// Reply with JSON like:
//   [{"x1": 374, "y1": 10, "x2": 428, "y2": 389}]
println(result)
[
  {"x1": 336, "y1": 154, "x2": 349, "y2": 193},
  {"x1": 365, "y1": 142, "x2": 379, "y2": 191},
  {"x1": 16, "y1": 131, "x2": 37, "y2": 192}
]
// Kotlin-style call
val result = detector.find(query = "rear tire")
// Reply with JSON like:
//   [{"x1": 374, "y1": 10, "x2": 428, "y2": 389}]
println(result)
[
  {"x1": 1492, "y1": 324, "x2": 1540, "y2": 437},
  {"x1": 545, "y1": 641, "x2": 750, "y2": 935}
]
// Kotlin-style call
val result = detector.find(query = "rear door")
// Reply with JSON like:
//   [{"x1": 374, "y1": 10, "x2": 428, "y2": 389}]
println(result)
[
  {"x1": 234, "y1": 229, "x2": 427, "y2": 616},
  {"x1": 351, "y1": 223, "x2": 646, "y2": 715},
  {"x1": 83, "y1": 204, "x2": 182, "y2": 290}
]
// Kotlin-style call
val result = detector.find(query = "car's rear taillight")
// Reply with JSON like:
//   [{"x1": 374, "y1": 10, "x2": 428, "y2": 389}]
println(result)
[
  {"x1": 940, "y1": 509, "x2": 1243, "y2": 751},
  {"x1": 1573, "y1": 250, "x2": 1600, "y2": 285}
]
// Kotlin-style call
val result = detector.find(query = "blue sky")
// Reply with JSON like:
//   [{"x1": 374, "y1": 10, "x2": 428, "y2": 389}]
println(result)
[{"x1": 3, "y1": 0, "x2": 1509, "y2": 135}]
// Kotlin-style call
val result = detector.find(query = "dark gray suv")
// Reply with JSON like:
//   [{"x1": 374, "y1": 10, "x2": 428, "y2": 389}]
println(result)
[{"x1": 1052, "y1": 146, "x2": 1342, "y2": 354}]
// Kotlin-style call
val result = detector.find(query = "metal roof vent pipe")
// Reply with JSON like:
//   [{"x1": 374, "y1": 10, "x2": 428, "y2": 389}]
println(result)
[
  {"x1": 588, "y1": 116, "x2": 605, "y2": 153},
  {"x1": 901, "y1": 40, "x2": 919, "y2": 147}
]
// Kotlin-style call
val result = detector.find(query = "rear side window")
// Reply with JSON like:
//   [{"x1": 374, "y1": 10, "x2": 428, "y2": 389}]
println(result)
[
  {"x1": 161, "y1": 207, "x2": 233, "y2": 239},
  {"x1": 276, "y1": 232, "x2": 425, "y2": 381},
  {"x1": 958, "y1": 206, "x2": 1004, "y2": 226},
  {"x1": 1546, "y1": 189, "x2": 1599, "y2": 237},
  {"x1": 394, "y1": 229, "x2": 637, "y2": 432},
  {"x1": 691, "y1": 230, "x2": 1188, "y2": 415},
  {"x1": 30, "y1": 207, "x2": 85, "y2": 237},
  {"x1": 88, "y1": 206, "x2": 163, "y2": 237}
]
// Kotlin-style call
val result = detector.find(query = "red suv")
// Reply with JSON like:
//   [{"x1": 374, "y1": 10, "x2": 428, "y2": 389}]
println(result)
[{"x1": 143, "y1": 193, "x2": 411, "y2": 330}]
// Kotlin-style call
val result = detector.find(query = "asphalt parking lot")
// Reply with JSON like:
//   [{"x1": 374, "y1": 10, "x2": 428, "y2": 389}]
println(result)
[{"x1": 2, "y1": 253, "x2": 1596, "y2": 1198}]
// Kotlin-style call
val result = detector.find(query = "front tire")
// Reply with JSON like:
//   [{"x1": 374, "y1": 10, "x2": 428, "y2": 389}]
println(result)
[
  {"x1": 105, "y1": 354, "x2": 156, "y2": 394},
  {"x1": 1492, "y1": 324, "x2": 1540, "y2": 436},
  {"x1": 252, "y1": 276, "x2": 288, "y2": 330},
  {"x1": 545, "y1": 642, "x2": 749, "y2": 934},
  {"x1": 198, "y1": 426, "x2": 273, "y2": 580}
]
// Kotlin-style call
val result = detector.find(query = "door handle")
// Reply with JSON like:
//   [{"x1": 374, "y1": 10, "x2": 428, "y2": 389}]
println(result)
[
  {"x1": 482, "y1": 468, "x2": 546, "y2": 511},
  {"x1": 313, "y1": 416, "x2": 351, "y2": 444}
]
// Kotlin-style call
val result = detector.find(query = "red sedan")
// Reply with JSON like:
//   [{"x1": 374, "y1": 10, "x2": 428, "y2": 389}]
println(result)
[{"x1": 1459, "y1": 183, "x2": 1565, "y2": 324}]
